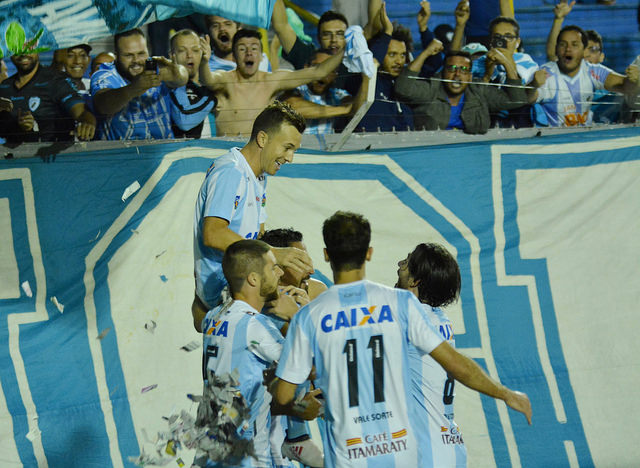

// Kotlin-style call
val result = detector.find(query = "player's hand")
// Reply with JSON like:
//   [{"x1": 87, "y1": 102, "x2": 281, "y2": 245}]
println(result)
[
  {"x1": 200, "y1": 34, "x2": 212, "y2": 62},
  {"x1": 417, "y1": 1, "x2": 431, "y2": 32},
  {"x1": 265, "y1": 286, "x2": 307, "y2": 321},
  {"x1": 454, "y1": 0, "x2": 470, "y2": 26},
  {"x1": 75, "y1": 121, "x2": 96, "y2": 141},
  {"x1": 294, "y1": 388, "x2": 324, "y2": 420},
  {"x1": 504, "y1": 390, "x2": 532, "y2": 425},
  {"x1": 272, "y1": 246, "x2": 314, "y2": 276},
  {"x1": 424, "y1": 38, "x2": 444, "y2": 57},
  {"x1": 17, "y1": 109, "x2": 35, "y2": 131},
  {"x1": 0, "y1": 97, "x2": 13, "y2": 113},
  {"x1": 553, "y1": 0, "x2": 575, "y2": 20}
]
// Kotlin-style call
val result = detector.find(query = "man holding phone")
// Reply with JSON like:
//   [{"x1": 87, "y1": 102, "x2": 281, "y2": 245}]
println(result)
[{"x1": 91, "y1": 28, "x2": 188, "y2": 140}]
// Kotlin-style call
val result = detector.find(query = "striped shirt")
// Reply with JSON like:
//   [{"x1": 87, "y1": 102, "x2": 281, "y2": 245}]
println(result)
[{"x1": 293, "y1": 84, "x2": 351, "y2": 134}]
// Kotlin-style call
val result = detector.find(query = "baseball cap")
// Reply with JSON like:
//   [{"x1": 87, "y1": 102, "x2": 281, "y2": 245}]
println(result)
[
  {"x1": 67, "y1": 44, "x2": 92, "y2": 54},
  {"x1": 461, "y1": 43, "x2": 488, "y2": 56}
]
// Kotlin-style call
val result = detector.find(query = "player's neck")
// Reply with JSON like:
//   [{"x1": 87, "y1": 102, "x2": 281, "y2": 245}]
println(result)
[
  {"x1": 333, "y1": 267, "x2": 366, "y2": 285},
  {"x1": 232, "y1": 292, "x2": 264, "y2": 312},
  {"x1": 240, "y1": 142, "x2": 263, "y2": 178}
]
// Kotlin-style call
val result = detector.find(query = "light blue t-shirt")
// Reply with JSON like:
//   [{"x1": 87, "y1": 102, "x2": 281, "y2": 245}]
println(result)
[
  {"x1": 194, "y1": 148, "x2": 267, "y2": 307},
  {"x1": 90, "y1": 62, "x2": 173, "y2": 140},
  {"x1": 276, "y1": 280, "x2": 444, "y2": 468}
]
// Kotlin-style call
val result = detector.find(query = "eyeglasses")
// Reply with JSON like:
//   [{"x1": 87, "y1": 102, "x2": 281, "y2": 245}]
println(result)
[
  {"x1": 492, "y1": 33, "x2": 518, "y2": 42},
  {"x1": 586, "y1": 46, "x2": 602, "y2": 53},
  {"x1": 444, "y1": 64, "x2": 471, "y2": 73}
]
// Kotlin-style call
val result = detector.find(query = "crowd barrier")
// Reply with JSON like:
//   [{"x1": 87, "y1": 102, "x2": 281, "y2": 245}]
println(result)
[{"x1": 1, "y1": 127, "x2": 639, "y2": 467}]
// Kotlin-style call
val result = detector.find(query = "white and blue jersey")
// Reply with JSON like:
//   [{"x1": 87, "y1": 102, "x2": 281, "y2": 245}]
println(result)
[
  {"x1": 90, "y1": 62, "x2": 174, "y2": 140},
  {"x1": 409, "y1": 305, "x2": 466, "y2": 468},
  {"x1": 276, "y1": 280, "x2": 445, "y2": 468},
  {"x1": 472, "y1": 52, "x2": 539, "y2": 85},
  {"x1": 209, "y1": 53, "x2": 271, "y2": 72},
  {"x1": 194, "y1": 148, "x2": 267, "y2": 307},
  {"x1": 202, "y1": 300, "x2": 284, "y2": 467},
  {"x1": 293, "y1": 84, "x2": 351, "y2": 134},
  {"x1": 536, "y1": 60, "x2": 612, "y2": 127}
]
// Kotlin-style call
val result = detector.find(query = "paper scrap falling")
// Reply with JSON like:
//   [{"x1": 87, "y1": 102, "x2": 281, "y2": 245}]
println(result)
[
  {"x1": 176, "y1": 458, "x2": 185, "y2": 467},
  {"x1": 97, "y1": 328, "x2": 111, "y2": 340},
  {"x1": 50, "y1": 296, "x2": 64, "y2": 313},
  {"x1": 144, "y1": 320, "x2": 157, "y2": 334},
  {"x1": 160, "y1": 275, "x2": 168, "y2": 282},
  {"x1": 155, "y1": 249, "x2": 167, "y2": 259},
  {"x1": 180, "y1": 341, "x2": 201, "y2": 352},
  {"x1": 121, "y1": 180, "x2": 141, "y2": 202},
  {"x1": 21, "y1": 281, "x2": 33, "y2": 298},
  {"x1": 141, "y1": 384, "x2": 158, "y2": 394},
  {"x1": 131, "y1": 229, "x2": 139, "y2": 235},
  {"x1": 91, "y1": 230, "x2": 101, "y2": 242},
  {"x1": 25, "y1": 427, "x2": 41, "y2": 442}
]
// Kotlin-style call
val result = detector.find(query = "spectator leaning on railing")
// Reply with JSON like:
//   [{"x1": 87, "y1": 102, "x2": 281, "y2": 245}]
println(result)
[
  {"x1": 91, "y1": 28, "x2": 188, "y2": 140},
  {"x1": 394, "y1": 50, "x2": 528, "y2": 134},
  {"x1": 0, "y1": 52, "x2": 96, "y2": 143}
]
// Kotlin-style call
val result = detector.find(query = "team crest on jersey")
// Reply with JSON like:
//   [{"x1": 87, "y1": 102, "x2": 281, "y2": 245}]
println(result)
[
  {"x1": 439, "y1": 323, "x2": 454, "y2": 341},
  {"x1": 320, "y1": 305, "x2": 393, "y2": 332},
  {"x1": 234, "y1": 195, "x2": 240, "y2": 209},
  {"x1": 28, "y1": 96, "x2": 40, "y2": 111},
  {"x1": 261, "y1": 193, "x2": 266, "y2": 207}
]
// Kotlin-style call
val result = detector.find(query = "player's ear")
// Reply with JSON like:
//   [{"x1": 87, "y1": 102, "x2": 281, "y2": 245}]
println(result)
[
  {"x1": 247, "y1": 271, "x2": 259, "y2": 287},
  {"x1": 323, "y1": 248, "x2": 329, "y2": 262},
  {"x1": 256, "y1": 130, "x2": 268, "y2": 149},
  {"x1": 409, "y1": 277, "x2": 420, "y2": 288},
  {"x1": 365, "y1": 246, "x2": 373, "y2": 262}
]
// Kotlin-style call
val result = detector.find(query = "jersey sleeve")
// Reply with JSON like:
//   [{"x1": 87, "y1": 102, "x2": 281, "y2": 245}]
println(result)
[
  {"x1": 275, "y1": 307, "x2": 314, "y2": 384},
  {"x1": 588, "y1": 63, "x2": 612, "y2": 90},
  {"x1": 406, "y1": 294, "x2": 444, "y2": 354},
  {"x1": 90, "y1": 67, "x2": 119, "y2": 95},
  {"x1": 247, "y1": 315, "x2": 284, "y2": 363},
  {"x1": 55, "y1": 76, "x2": 84, "y2": 114},
  {"x1": 202, "y1": 165, "x2": 245, "y2": 223}
]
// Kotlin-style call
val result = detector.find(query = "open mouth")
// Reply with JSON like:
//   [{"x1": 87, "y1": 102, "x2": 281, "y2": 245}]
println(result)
[
  {"x1": 244, "y1": 60, "x2": 255, "y2": 68},
  {"x1": 218, "y1": 33, "x2": 230, "y2": 44}
]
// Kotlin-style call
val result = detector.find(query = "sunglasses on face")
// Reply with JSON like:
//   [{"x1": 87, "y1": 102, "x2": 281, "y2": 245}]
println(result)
[{"x1": 444, "y1": 64, "x2": 471, "y2": 73}]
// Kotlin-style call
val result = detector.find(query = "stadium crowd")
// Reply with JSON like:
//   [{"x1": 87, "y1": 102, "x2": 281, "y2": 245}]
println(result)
[{"x1": 1, "y1": 0, "x2": 639, "y2": 142}]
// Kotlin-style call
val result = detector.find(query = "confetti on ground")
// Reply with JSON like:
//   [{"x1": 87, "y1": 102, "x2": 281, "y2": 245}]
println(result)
[
  {"x1": 97, "y1": 328, "x2": 111, "y2": 340},
  {"x1": 141, "y1": 384, "x2": 158, "y2": 394},
  {"x1": 176, "y1": 458, "x2": 185, "y2": 467},
  {"x1": 50, "y1": 296, "x2": 64, "y2": 313},
  {"x1": 144, "y1": 320, "x2": 157, "y2": 334},
  {"x1": 160, "y1": 275, "x2": 168, "y2": 282},
  {"x1": 91, "y1": 230, "x2": 101, "y2": 242},
  {"x1": 21, "y1": 281, "x2": 33, "y2": 298},
  {"x1": 121, "y1": 180, "x2": 141, "y2": 202},
  {"x1": 180, "y1": 341, "x2": 201, "y2": 352},
  {"x1": 155, "y1": 249, "x2": 167, "y2": 259}
]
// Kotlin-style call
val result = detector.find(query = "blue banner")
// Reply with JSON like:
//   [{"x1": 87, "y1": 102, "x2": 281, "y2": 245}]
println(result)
[{"x1": 1, "y1": 127, "x2": 639, "y2": 467}]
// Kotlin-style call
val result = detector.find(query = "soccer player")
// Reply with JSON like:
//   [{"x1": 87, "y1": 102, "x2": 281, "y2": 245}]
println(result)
[
  {"x1": 275, "y1": 211, "x2": 531, "y2": 468},
  {"x1": 396, "y1": 243, "x2": 467, "y2": 467},
  {"x1": 201, "y1": 239, "x2": 322, "y2": 467},
  {"x1": 192, "y1": 101, "x2": 314, "y2": 332}
]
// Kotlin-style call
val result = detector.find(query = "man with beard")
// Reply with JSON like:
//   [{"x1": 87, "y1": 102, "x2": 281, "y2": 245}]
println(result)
[
  {"x1": 200, "y1": 239, "x2": 323, "y2": 468},
  {"x1": 91, "y1": 28, "x2": 188, "y2": 140},
  {"x1": 198, "y1": 29, "x2": 344, "y2": 136},
  {"x1": 394, "y1": 50, "x2": 528, "y2": 133},
  {"x1": 534, "y1": 25, "x2": 638, "y2": 127},
  {"x1": 169, "y1": 29, "x2": 217, "y2": 138},
  {"x1": 0, "y1": 52, "x2": 96, "y2": 143},
  {"x1": 205, "y1": 15, "x2": 271, "y2": 72},
  {"x1": 395, "y1": 243, "x2": 467, "y2": 467}
]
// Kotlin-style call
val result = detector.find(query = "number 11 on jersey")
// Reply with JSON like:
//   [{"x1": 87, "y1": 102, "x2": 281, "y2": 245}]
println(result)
[{"x1": 343, "y1": 335, "x2": 385, "y2": 408}]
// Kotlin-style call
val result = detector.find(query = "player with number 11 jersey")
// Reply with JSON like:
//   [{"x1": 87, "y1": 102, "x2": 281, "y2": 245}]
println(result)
[{"x1": 276, "y1": 279, "x2": 444, "y2": 468}]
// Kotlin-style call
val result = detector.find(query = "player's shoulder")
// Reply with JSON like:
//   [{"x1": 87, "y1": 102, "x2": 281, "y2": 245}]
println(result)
[
  {"x1": 205, "y1": 149, "x2": 246, "y2": 177},
  {"x1": 307, "y1": 278, "x2": 328, "y2": 300}
]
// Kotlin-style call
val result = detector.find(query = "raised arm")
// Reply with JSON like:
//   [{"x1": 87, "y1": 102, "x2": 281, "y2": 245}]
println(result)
[
  {"x1": 408, "y1": 39, "x2": 444, "y2": 73},
  {"x1": 155, "y1": 56, "x2": 188, "y2": 88},
  {"x1": 500, "y1": 0, "x2": 514, "y2": 18},
  {"x1": 269, "y1": 49, "x2": 344, "y2": 92},
  {"x1": 363, "y1": 0, "x2": 384, "y2": 40},
  {"x1": 93, "y1": 73, "x2": 160, "y2": 116},
  {"x1": 198, "y1": 35, "x2": 228, "y2": 92},
  {"x1": 451, "y1": 0, "x2": 470, "y2": 51},
  {"x1": 285, "y1": 95, "x2": 352, "y2": 119},
  {"x1": 430, "y1": 341, "x2": 532, "y2": 424},
  {"x1": 271, "y1": 0, "x2": 298, "y2": 55},
  {"x1": 546, "y1": 1, "x2": 575, "y2": 62}
]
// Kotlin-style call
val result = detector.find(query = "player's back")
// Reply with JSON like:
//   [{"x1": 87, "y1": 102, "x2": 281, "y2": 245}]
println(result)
[{"x1": 291, "y1": 279, "x2": 444, "y2": 468}]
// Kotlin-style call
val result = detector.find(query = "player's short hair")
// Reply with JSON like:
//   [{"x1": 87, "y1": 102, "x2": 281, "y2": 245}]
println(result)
[
  {"x1": 323, "y1": 211, "x2": 371, "y2": 272},
  {"x1": 114, "y1": 28, "x2": 146, "y2": 55},
  {"x1": 391, "y1": 22, "x2": 414, "y2": 54},
  {"x1": 558, "y1": 25, "x2": 588, "y2": 48},
  {"x1": 250, "y1": 100, "x2": 306, "y2": 141},
  {"x1": 170, "y1": 29, "x2": 199, "y2": 54},
  {"x1": 261, "y1": 228, "x2": 303, "y2": 248},
  {"x1": 489, "y1": 16, "x2": 520, "y2": 37},
  {"x1": 585, "y1": 29, "x2": 603, "y2": 51},
  {"x1": 232, "y1": 28, "x2": 262, "y2": 52},
  {"x1": 222, "y1": 240, "x2": 271, "y2": 295},
  {"x1": 408, "y1": 243, "x2": 461, "y2": 308},
  {"x1": 317, "y1": 10, "x2": 349, "y2": 37}
]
